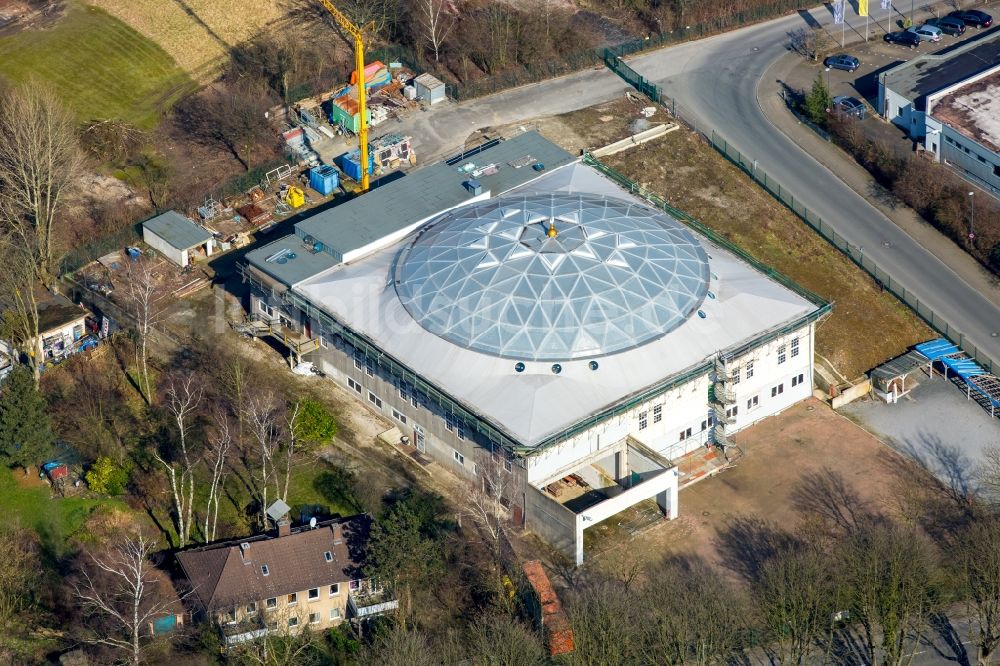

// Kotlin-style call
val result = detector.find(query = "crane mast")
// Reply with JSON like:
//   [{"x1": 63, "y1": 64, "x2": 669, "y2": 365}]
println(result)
[{"x1": 316, "y1": 0, "x2": 370, "y2": 192}]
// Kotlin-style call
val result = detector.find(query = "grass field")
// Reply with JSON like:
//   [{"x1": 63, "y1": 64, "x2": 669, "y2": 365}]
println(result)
[
  {"x1": 89, "y1": 0, "x2": 290, "y2": 80},
  {"x1": 0, "y1": 468, "x2": 125, "y2": 555},
  {"x1": 0, "y1": 3, "x2": 196, "y2": 128}
]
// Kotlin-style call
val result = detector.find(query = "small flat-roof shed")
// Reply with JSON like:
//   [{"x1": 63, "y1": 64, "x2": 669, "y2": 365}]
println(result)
[
  {"x1": 414, "y1": 73, "x2": 445, "y2": 105},
  {"x1": 870, "y1": 349, "x2": 929, "y2": 403},
  {"x1": 142, "y1": 211, "x2": 214, "y2": 268}
]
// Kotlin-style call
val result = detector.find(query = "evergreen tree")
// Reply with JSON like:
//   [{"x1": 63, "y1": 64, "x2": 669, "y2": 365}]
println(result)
[
  {"x1": 804, "y1": 74, "x2": 833, "y2": 126},
  {"x1": 0, "y1": 366, "x2": 54, "y2": 471}
]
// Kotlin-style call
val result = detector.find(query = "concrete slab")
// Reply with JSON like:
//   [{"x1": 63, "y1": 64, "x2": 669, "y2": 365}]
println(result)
[{"x1": 841, "y1": 375, "x2": 1000, "y2": 493}]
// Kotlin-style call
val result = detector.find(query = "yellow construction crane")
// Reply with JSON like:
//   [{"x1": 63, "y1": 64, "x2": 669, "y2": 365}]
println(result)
[{"x1": 316, "y1": 0, "x2": 371, "y2": 192}]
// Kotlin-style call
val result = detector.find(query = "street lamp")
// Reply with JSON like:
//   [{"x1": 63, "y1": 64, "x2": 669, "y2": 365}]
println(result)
[{"x1": 969, "y1": 191, "x2": 976, "y2": 243}]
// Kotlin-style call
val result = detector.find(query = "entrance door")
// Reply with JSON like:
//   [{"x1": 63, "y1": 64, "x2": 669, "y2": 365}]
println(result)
[{"x1": 413, "y1": 424, "x2": 426, "y2": 452}]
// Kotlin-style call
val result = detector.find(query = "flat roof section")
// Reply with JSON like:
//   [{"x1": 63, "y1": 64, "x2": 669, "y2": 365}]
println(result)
[
  {"x1": 294, "y1": 131, "x2": 575, "y2": 263},
  {"x1": 143, "y1": 211, "x2": 212, "y2": 250},
  {"x1": 882, "y1": 32, "x2": 1000, "y2": 107},
  {"x1": 931, "y1": 69, "x2": 1000, "y2": 153},
  {"x1": 244, "y1": 236, "x2": 339, "y2": 288}
]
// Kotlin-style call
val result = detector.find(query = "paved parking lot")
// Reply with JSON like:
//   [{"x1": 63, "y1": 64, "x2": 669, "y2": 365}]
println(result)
[{"x1": 842, "y1": 376, "x2": 1000, "y2": 493}]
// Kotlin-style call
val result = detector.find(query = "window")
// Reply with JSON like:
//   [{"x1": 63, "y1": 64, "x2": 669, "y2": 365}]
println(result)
[
  {"x1": 653, "y1": 404, "x2": 663, "y2": 423},
  {"x1": 260, "y1": 302, "x2": 274, "y2": 318},
  {"x1": 391, "y1": 408, "x2": 408, "y2": 425},
  {"x1": 288, "y1": 617, "x2": 299, "y2": 628},
  {"x1": 225, "y1": 608, "x2": 237, "y2": 623},
  {"x1": 771, "y1": 383, "x2": 785, "y2": 397},
  {"x1": 324, "y1": 551, "x2": 333, "y2": 562},
  {"x1": 638, "y1": 411, "x2": 648, "y2": 430},
  {"x1": 309, "y1": 612, "x2": 320, "y2": 625},
  {"x1": 353, "y1": 354, "x2": 363, "y2": 371},
  {"x1": 347, "y1": 377, "x2": 362, "y2": 394},
  {"x1": 318, "y1": 334, "x2": 328, "y2": 348},
  {"x1": 308, "y1": 588, "x2": 319, "y2": 601},
  {"x1": 745, "y1": 361, "x2": 754, "y2": 380},
  {"x1": 446, "y1": 414, "x2": 466, "y2": 440},
  {"x1": 267, "y1": 620, "x2": 278, "y2": 630},
  {"x1": 453, "y1": 449, "x2": 465, "y2": 465},
  {"x1": 365, "y1": 358, "x2": 375, "y2": 377},
  {"x1": 896, "y1": 107, "x2": 903, "y2": 118},
  {"x1": 367, "y1": 391, "x2": 382, "y2": 409},
  {"x1": 792, "y1": 373, "x2": 806, "y2": 387},
  {"x1": 287, "y1": 593, "x2": 298, "y2": 606},
  {"x1": 791, "y1": 338, "x2": 799, "y2": 358},
  {"x1": 726, "y1": 405, "x2": 739, "y2": 419},
  {"x1": 503, "y1": 458, "x2": 513, "y2": 473},
  {"x1": 747, "y1": 395, "x2": 759, "y2": 410},
  {"x1": 777, "y1": 344, "x2": 786, "y2": 365},
  {"x1": 731, "y1": 367, "x2": 741, "y2": 385},
  {"x1": 678, "y1": 427, "x2": 692, "y2": 440},
  {"x1": 701, "y1": 419, "x2": 707, "y2": 431},
  {"x1": 246, "y1": 602, "x2": 257, "y2": 615},
  {"x1": 266, "y1": 597, "x2": 277, "y2": 610},
  {"x1": 329, "y1": 583, "x2": 340, "y2": 596},
  {"x1": 398, "y1": 381, "x2": 419, "y2": 408},
  {"x1": 261, "y1": 564, "x2": 270, "y2": 576},
  {"x1": 349, "y1": 580, "x2": 361, "y2": 591},
  {"x1": 330, "y1": 608, "x2": 342, "y2": 620}
]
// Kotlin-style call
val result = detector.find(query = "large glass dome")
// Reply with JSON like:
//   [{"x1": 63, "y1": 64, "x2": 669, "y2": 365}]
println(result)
[{"x1": 393, "y1": 193, "x2": 710, "y2": 361}]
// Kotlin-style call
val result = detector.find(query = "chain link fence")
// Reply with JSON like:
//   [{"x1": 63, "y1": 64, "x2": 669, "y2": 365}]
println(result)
[{"x1": 710, "y1": 132, "x2": 996, "y2": 375}]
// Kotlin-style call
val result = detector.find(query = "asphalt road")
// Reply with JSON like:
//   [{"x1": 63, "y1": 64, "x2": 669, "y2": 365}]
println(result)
[{"x1": 626, "y1": 6, "x2": 1000, "y2": 366}]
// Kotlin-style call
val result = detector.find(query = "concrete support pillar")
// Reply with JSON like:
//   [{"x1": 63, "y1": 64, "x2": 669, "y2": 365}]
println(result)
[
  {"x1": 575, "y1": 519, "x2": 584, "y2": 567},
  {"x1": 615, "y1": 449, "x2": 629, "y2": 484},
  {"x1": 656, "y1": 470, "x2": 680, "y2": 520}
]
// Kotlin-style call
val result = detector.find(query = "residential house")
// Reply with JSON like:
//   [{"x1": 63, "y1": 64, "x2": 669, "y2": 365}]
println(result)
[
  {"x1": 175, "y1": 514, "x2": 396, "y2": 647},
  {"x1": 0, "y1": 291, "x2": 92, "y2": 375}
]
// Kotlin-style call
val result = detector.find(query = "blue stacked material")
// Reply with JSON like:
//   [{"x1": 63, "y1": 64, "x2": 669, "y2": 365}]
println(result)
[
  {"x1": 337, "y1": 149, "x2": 374, "y2": 182},
  {"x1": 916, "y1": 338, "x2": 1000, "y2": 412},
  {"x1": 309, "y1": 165, "x2": 339, "y2": 196}
]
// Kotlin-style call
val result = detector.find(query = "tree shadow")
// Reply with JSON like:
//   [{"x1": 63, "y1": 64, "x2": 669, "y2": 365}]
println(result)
[
  {"x1": 897, "y1": 430, "x2": 979, "y2": 506},
  {"x1": 712, "y1": 515, "x2": 800, "y2": 583},
  {"x1": 917, "y1": 611, "x2": 972, "y2": 666},
  {"x1": 789, "y1": 466, "x2": 879, "y2": 534}
]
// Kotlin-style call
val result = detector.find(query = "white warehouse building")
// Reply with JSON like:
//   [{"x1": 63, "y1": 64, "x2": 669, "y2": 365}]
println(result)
[{"x1": 241, "y1": 132, "x2": 829, "y2": 564}]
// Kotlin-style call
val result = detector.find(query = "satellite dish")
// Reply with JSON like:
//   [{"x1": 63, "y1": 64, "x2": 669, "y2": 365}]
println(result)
[{"x1": 309, "y1": 517, "x2": 318, "y2": 529}]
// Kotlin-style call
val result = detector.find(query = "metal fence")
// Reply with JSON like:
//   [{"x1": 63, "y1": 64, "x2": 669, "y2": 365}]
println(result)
[{"x1": 709, "y1": 132, "x2": 996, "y2": 375}]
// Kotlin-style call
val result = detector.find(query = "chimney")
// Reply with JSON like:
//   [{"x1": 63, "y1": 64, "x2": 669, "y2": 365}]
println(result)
[
  {"x1": 277, "y1": 519, "x2": 290, "y2": 538},
  {"x1": 333, "y1": 523, "x2": 342, "y2": 544}
]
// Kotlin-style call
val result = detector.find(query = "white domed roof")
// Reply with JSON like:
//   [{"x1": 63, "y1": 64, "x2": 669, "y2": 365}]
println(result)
[{"x1": 393, "y1": 193, "x2": 710, "y2": 361}]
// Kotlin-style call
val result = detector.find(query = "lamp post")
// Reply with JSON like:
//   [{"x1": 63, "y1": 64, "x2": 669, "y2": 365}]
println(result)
[{"x1": 969, "y1": 191, "x2": 976, "y2": 244}]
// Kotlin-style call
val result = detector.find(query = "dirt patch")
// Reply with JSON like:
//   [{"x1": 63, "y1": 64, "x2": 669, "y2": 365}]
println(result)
[
  {"x1": 585, "y1": 398, "x2": 917, "y2": 577},
  {"x1": 0, "y1": 0, "x2": 62, "y2": 37},
  {"x1": 14, "y1": 468, "x2": 48, "y2": 489}
]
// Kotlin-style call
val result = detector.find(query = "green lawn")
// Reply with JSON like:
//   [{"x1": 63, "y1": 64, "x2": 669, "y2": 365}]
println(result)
[
  {"x1": 0, "y1": 468, "x2": 125, "y2": 555},
  {"x1": 0, "y1": 3, "x2": 196, "y2": 128}
]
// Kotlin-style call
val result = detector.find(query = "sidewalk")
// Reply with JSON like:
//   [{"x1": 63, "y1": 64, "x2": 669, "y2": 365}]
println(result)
[{"x1": 759, "y1": 53, "x2": 1000, "y2": 310}]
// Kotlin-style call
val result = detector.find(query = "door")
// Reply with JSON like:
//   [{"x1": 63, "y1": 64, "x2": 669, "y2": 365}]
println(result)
[{"x1": 413, "y1": 424, "x2": 426, "y2": 453}]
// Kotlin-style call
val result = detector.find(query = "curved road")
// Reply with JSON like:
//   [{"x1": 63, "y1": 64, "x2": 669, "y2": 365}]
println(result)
[{"x1": 629, "y1": 8, "x2": 1000, "y2": 366}]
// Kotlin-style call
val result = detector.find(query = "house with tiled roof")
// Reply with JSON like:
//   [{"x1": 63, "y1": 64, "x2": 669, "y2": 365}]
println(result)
[{"x1": 175, "y1": 514, "x2": 397, "y2": 646}]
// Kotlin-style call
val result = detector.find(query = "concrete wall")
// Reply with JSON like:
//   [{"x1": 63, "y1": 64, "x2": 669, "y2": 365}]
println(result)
[
  {"x1": 940, "y1": 126, "x2": 1000, "y2": 191},
  {"x1": 524, "y1": 484, "x2": 577, "y2": 562},
  {"x1": 143, "y1": 228, "x2": 186, "y2": 267}
]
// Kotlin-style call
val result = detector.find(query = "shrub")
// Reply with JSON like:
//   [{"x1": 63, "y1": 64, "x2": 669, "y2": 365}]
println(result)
[{"x1": 85, "y1": 456, "x2": 130, "y2": 496}]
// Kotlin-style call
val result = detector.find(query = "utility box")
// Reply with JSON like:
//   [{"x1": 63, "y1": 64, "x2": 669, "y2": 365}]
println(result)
[
  {"x1": 309, "y1": 165, "x2": 339, "y2": 196},
  {"x1": 414, "y1": 73, "x2": 446, "y2": 105},
  {"x1": 338, "y1": 149, "x2": 375, "y2": 182}
]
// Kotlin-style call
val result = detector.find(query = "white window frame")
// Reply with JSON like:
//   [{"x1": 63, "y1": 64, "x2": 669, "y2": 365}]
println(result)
[
  {"x1": 791, "y1": 337, "x2": 800, "y2": 358},
  {"x1": 747, "y1": 395, "x2": 759, "y2": 410},
  {"x1": 318, "y1": 334, "x2": 328, "y2": 349},
  {"x1": 777, "y1": 344, "x2": 786, "y2": 365},
  {"x1": 367, "y1": 391, "x2": 382, "y2": 409},
  {"x1": 260, "y1": 301, "x2": 275, "y2": 318},
  {"x1": 792, "y1": 373, "x2": 806, "y2": 387},
  {"x1": 353, "y1": 354, "x2": 363, "y2": 371},
  {"x1": 503, "y1": 458, "x2": 513, "y2": 473},
  {"x1": 453, "y1": 449, "x2": 465, "y2": 466},
  {"x1": 287, "y1": 592, "x2": 298, "y2": 606},
  {"x1": 347, "y1": 377, "x2": 362, "y2": 394},
  {"x1": 330, "y1": 607, "x2": 342, "y2": 620},
  {"x1": 288, "y1": 616, "x2": 299, "y2": 628},
  {"x1": 308, "y1": 587, "x2": 320, "y2": 601},
  {"x1": 638, "y1": 411, "x2": 648, "y2": 430},
  {"x1": 731, "y1": 367, "x2": 741, "y2": 385},
  {"x1": 771, "y1": 383, "x2": 785, "y2": 397},
  {"x1": 391, "y1": 408, "x2": 408, "y2": 425},
  {"x1": 246, "y1": 602, "x2": 257, "y2": 616},
  {"x1": 329, "y1": 583, "x2": 340, "y2": 596},
  {"x1": 266, "y1": 597, "x2": 277, "y2": 610},
  {"x1": 726, "y1": 405, "x2": 739, "y2": 419},
  {"x1": 308, "y1": 612, "x2": 321, "y2": 625},
  {"x1": 745, "y1": 361, "x2": 754, "y2": 380},
  {"x1": 653, "y1": 404, "x2": 663, "y2": 423}
]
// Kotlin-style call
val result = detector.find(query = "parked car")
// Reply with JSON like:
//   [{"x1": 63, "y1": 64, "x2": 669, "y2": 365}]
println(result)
[
  {"x1": 824, "y1": 54, "x2": 860, "y2": 72},
  {"x1": 949, "y1": 10, "x2": 993, "y2": 28},
  {"x1": 907, "y1": 24, "x2": 943, "y2": 42},
  {"x1": 832, "y1": 96, "x2": 866, "y2": 119},
  {"x1": 884, "y1": 31, "x2": 921, "y2": 48},
  {"x1": 926, "y1": 16, "x2": 967, "y2": 36}
]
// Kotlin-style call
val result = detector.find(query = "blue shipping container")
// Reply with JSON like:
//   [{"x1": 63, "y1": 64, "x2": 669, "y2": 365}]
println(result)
[
  {"x1": 309, "y1": 165, "x2": 339, "y2": 196},
  {"x1": 337, "y1": 149, "x2": 375, "y2": 182}
]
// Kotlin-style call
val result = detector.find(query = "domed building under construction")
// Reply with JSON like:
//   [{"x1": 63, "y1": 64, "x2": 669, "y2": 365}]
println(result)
[{"x1": 242, "y1": 132, "x2": 828, "y2": 564}]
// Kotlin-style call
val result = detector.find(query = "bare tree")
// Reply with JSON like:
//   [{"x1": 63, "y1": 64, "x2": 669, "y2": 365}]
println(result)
[
  {"x1": 173, "y1": 81, "x2": 274, "y2": 171},
  {"x1": 0, "y1": 84, "x2": 82, "y2": 287},
  {"x1": 153, "y1": 374, "x2": 204, "y2": 547},
  {"x1": 840, "y1": 523, "x2": 938, "y2": 666},
  {"x1": 243, "y1": 392, "x2": 281, "y2": 529},
  {"x1": 203, "y1": 413, "x2": 233, "y2": 543},
  {"x1": 0, "y1": 524, "x2": 40, "y2": 640},
  {"x1": 280, "y1": 400, "x2": 302, "y2": 503},
  {"x1": 413, "y1": 0, "x2": 456, "y2": 62},
  {"x1": 957, "y1": 518, "x2": 1000, "y2": 665},
  {"x1": 73, "y1": 533, "x2": 178, "y2": 666},
  {"x1": 464, "y1": 452, "x2": 511, "y2": 559},
  {"x1": 121, "y1": 256, "x2": 165, "y2": 405},
  {"x1": 0, "y1": 236, "x2": 44, "y2": 383}
]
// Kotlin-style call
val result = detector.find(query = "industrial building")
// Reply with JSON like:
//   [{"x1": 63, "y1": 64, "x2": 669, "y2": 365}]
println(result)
[
  {"x1": 240, "y1": 131, "x2": 828, "y2": 564},
  {"x1": 879, "y1": 32, "x2": 1000, "y2": 192}
]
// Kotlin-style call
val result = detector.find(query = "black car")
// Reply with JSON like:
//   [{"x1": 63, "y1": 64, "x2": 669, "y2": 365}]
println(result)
[
  {"x1": 884, "y1": 31, "x2": 921, "y2": 48},
  {"x1": 926, "y1": 16, "x2": 967, "y2": 36},
  {"x1": 824, "y1": 54, "x2": 860, "y2": 72},
  {"x1": 949, "y1": 10, "x2": 993, "y2": 27}
]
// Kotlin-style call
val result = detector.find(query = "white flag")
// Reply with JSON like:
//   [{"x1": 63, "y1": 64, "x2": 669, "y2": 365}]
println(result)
[
  {"x1": 834, "y1": 0, "x2": 845, "y2": 24},
  {"x1": 881, "y1": 0, "x2": 891, "y2": 10}
]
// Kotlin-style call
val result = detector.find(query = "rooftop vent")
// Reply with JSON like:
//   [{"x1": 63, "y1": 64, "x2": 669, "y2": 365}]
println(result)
[
  {"x1": 551, "y1": 363, "x2": 562, "y2": 374},
  {"x1": 515, "y1": 362, "x2": 525, "y2": 373},
  {"x1": 589, "y1": 361, "x2": 599, "y2": 371}
]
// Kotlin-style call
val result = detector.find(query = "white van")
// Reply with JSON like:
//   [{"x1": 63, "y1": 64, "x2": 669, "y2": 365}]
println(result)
[{"x1": 907, "y1": 24, "x2": 943, "y2": 41}]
